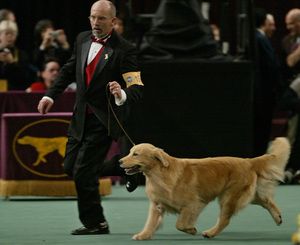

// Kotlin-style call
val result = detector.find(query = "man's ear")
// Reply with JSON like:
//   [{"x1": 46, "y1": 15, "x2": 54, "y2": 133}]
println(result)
[{"x1": 153, "y1": 148, "x2": 169, "y2": 167}]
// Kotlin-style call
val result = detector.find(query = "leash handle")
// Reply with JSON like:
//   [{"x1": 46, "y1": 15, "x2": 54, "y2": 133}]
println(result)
[{"x1": 106, "y1": 84, "x2": 136, "y2": 146}]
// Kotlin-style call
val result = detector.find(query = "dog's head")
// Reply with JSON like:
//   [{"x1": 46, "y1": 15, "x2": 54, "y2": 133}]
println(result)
[
  {"x1": 119, "y1": 143, "x2": 169, "y2": 175},
  {"x1": 17, "y1": 136, "x2": 32, "y2": 144}
]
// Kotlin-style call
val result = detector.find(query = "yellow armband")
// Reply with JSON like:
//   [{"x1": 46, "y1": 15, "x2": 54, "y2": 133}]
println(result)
[{"x1": 122, "y1": 71, "x2": 144, "y2": 88}]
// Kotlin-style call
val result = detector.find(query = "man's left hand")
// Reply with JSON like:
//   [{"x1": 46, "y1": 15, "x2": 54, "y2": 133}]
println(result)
[{"x1": 108, "y1": 81, "x2": 122, "y2": 99}]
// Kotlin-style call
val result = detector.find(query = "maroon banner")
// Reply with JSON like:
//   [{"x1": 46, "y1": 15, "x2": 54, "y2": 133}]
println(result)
[
  {"x1": 0, "y1": 92, "x2": 121, "y2": 182},
  {"x1": 1, "y1": 113, "x2": 72, "y2": 180}
]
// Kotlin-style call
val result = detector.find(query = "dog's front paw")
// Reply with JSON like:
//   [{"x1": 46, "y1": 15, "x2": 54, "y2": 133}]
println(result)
[
  {"x1": 182, "y1": 227, "x2": 197, "y2": 235},
  {"x1": 202, "y1": 230, "x2": 216, "y2": 238},
  {"x1": 132, "y1": 232, "x2": 152, "y2": 240}
]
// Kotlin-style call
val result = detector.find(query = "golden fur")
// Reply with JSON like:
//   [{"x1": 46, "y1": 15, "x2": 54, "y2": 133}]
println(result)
[{"x1": 120, "y1": 137, "x2": 290, "y2": 240}]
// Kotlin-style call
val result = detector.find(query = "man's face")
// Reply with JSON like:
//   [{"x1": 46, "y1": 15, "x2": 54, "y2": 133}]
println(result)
[
  {"x1": 265, "y1": 15, "x2": 276, "y2": 38},
  {"x1": 293, "y1": 19, "x2": 300, "y2": 36},
  {"x1": 89, "y1": 2, "x2": 116, "y2": 38},
  {"x1": 42, "y1": 61, "x2": 60, "y2": 88},
  {"x1": 286, "y1": 15, "x2": 297, "y2": 35},
  {"x1": 0, "y1": 30, "x2": 17, "y2": 48}
]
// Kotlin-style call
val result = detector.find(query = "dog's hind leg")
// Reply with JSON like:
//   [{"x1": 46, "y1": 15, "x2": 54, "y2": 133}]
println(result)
[
  {"x1": 253, "y1": 196, "x2": 282, "y2": 225},
  {"x1": 203, "y1": 183, "x2": 256, "y2": 238},
  {"x1": 132, "y1": 201, "x2": 164, "y2": 240},
  {"x1": 176, "y1": 202, "x2": 207, "y2": 235},
  {"x1": 252, "y1": 184, "x2": 282, "y2": 225},
  {"x1": 32, "y1": 153, "x2": 47, "y2": 166}
]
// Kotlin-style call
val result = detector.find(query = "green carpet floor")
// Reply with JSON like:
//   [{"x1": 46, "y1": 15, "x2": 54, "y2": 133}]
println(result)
[{"x1": 0, "y1": 185, "x2": 299, "y2": 245}]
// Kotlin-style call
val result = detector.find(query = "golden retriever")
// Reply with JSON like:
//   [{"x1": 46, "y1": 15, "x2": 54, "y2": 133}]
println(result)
[{"x1": 120, "y1": 137, "x2": 290, "y2": 240}]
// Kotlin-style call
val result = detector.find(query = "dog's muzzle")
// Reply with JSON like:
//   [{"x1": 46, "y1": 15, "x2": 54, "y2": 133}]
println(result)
[
  {"x1": 119, "y1": 159, "x2": 142, "y2": 175},
  {"x1": 120, "y1": 164, "x2": 141, "y2": 175},
  {"x1": 124, "y1": 165, "x2": 141, "y2": 175}
]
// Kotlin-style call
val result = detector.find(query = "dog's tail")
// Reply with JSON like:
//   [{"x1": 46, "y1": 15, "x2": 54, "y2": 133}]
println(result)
[{"x1": 251, "y1": 137, "x2": 291, "y2": 182}]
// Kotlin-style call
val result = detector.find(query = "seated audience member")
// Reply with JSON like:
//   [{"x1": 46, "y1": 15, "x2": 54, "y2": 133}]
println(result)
[
  {"x1": 33, "y1": 19, "x2": 71, "y2": 69},
  {"x1": 26, "y1": 58, "x2": 60, "y2": 92},
  {"x1": 0, "y1": 9, "x2": 16, "y2": 22},
  {"x1": 0, "y1": 20, "x2": 36, "y2": 90}
]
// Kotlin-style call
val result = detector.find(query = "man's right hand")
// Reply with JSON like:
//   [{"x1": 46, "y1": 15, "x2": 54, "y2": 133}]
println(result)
[{"x1": 37, "y1": 97, "x2": 54, "y2": 114}]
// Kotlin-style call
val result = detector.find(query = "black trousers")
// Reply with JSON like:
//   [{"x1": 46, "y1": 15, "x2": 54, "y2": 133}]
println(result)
[
  {"x1": 253, "y1": 99, "x2": 274, "y2": 157},
  {"x1": 99, "y1": 136, "x2": 132, "y2": 177},
  {"x1": 64, "y1": 114, "x2": 112, "y2": 228}
]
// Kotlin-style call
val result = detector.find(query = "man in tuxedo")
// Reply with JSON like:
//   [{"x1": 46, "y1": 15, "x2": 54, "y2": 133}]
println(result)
[
  {"x1": 253, "y1": 8, "x2": 281, "y2": 156},
  {"x1": 37, "y1": 0, "x2": 144, "y2": 235}
]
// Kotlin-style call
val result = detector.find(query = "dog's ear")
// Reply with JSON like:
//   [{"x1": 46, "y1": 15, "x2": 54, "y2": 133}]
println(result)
[{"x1": 153, "y1": 148, "x2": 169, "y2": 167}]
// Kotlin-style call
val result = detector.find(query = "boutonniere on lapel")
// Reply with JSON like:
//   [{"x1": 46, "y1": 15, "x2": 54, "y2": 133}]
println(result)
[{"x1": 104, "y1": 54, "x2": 109, "y2": 60}]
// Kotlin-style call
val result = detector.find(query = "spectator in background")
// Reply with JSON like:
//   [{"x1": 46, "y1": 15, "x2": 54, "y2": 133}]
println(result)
[
  {"x1": 278, "y1": 9, "x2": 300, "y2": 184},
  {"x1": 278, "y1": 76, "x2": 300, "y2": 184},
  {"x1": 26, "y1": 58, "x2": 60, "y2": 92},
  {"x1": 253, "y1": 8, "x2": 281, "y2": 156},
  {"x1": 281, "y1": 9, "x2": 300, "y2": 84},
  {"x1": 210, "y1": 24, "x2": 220, "y2": 42},
  {"x1": 265, "y1": 14, "x2": 276, "y2": 38},
  {"x1": 279, "y1": 10, "x2": 300, "y2": 158},
  {"x1": 0, "y1": 20, "x2": 36, "y2": 90},
  {"x1": 286, "y1": 11, "x2": 300, "y2": 69},
  {"x1": 209, "y1": 24, "x2": 223, "y2": 53},
  {"x1": 0, "y1": 9, "x2": 16, "y2": 22},
  {"x1": 113, "y1": 17, "x2": 124, "y2": 35},
  {"x1": 33, "y1": 19, "x2": 71, "y2": 70}
]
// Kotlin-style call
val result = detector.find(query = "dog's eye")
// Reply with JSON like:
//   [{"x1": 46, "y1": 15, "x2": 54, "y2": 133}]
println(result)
[{"x1": 133, "y1": 152, "x2": 138, "y2": 156}]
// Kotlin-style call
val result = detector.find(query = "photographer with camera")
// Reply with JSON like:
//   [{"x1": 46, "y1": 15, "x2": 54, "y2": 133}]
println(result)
[
  {"x1": 0, "y1": 20, "x2": 36, "y2": 90},
  {"x1": 33, "y1": 19, "x2": 71, "y2": 70}
]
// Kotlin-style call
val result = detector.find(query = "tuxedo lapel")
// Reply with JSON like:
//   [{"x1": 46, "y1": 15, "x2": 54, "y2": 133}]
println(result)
[
  {"x1": 81, "y1": 38, "x2": 92, "y2": 86},
  {"x1": 87, "y1": 45, "x2": 114, "y2": 88}
]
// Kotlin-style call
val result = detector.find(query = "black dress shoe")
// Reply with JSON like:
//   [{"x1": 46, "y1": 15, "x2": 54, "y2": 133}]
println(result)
[
  {"x1": 71, "y1": 222, "x2": 109, "y2": 235},
  {"x1": 125, "y1": 174, "x2": 139, "y2": 192}
]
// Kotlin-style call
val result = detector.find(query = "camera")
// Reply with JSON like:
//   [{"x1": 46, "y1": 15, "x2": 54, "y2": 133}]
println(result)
[{"x1": 50, "y1": 30, "x2": 61, "y2": 39}]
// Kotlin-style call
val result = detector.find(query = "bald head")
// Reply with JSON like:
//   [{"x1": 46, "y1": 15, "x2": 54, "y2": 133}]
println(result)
[
  {"x1": 285, "y1": 8, "x2": 300, "y2": 34},
  {"x1": 89, "y1": 0, "x2": 117, "y2": 38},
  {"x1": 91, "y1": 0, "x2": 116, "y2": 18},
  {"x1": 286, "y1": 8, "x2": 300, "y2": 21}
]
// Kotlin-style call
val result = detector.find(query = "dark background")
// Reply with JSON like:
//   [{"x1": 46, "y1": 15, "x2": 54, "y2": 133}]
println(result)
[
  {"x1": 0, "y1": 0, "x2": 299, "y2": 158},
  {"x1": 1, "y1": 0, "x2": 300, "y2": 58},
  {"x1": 0, "y1": 0, "x2": 160, "y2": 55}
]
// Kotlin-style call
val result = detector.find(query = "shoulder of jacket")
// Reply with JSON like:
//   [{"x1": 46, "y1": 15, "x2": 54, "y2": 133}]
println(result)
[{"x1": 76, "y1": 31, "x2": 92, "y2": 40}]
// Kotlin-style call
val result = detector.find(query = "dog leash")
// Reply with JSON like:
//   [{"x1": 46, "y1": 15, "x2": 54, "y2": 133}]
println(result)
[{"x1": 106, "y1": 83, "x2": 136, "y2": 146}]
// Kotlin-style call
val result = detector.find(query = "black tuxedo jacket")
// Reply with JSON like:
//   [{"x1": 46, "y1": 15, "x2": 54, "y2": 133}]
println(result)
[
  {"x1": 255, "y1": 30, "x2": 280, "y2": 103},
  {"x1": 45, "y1": 30, "x2": 144, "y2": 140}
]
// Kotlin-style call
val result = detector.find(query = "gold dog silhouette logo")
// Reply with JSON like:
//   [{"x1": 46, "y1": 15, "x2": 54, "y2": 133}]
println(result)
[
  {"x1": 13, "y1": 119, "x2": 69, "y2": 178},
  {"x1": 17, "y1": 136, "x2": 67, "y2": 166}
]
